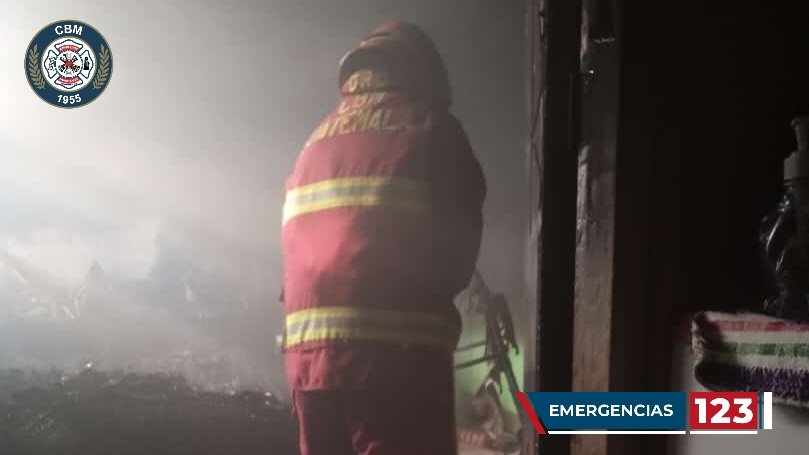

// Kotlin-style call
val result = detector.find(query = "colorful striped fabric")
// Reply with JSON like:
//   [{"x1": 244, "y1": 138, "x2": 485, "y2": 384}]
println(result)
[{"x1": 692, "y1": 311, "x2": 809, "y2": 408}]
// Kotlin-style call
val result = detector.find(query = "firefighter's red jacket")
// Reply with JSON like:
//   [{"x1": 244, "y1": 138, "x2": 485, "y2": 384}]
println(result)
[{"x1": 282, "y1": 68, "x2": 486, "y2": 390}]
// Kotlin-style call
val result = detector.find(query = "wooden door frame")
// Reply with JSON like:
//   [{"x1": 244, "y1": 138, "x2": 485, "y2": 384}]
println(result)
[
  {"x1": 525, "y1": 1, "x2": 670, "y2": 454},
  {"x1": 525, "y1": 0, "x2": 581, "y2": 454}
]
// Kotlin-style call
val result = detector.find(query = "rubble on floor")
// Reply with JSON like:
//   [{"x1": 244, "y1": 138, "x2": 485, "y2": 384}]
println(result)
[{"x1": 0, "y1": 368, "x2": 299, "y2": 455}]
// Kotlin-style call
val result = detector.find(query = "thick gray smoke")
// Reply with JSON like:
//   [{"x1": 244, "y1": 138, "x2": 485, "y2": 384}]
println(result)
[{"x1": 0, "y1": 0, "x2": 524, "y2": 396}]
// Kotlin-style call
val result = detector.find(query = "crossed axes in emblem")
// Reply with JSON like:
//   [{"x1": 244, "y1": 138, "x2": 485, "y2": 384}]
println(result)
[{"x1": 58, "y1": 53, "x2": 80, "y2": 76}]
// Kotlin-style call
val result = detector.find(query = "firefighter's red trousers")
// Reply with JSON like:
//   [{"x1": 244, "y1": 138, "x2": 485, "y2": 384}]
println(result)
[{"x1": 293, "y1": 385, "x2": 456, "y2": 455}]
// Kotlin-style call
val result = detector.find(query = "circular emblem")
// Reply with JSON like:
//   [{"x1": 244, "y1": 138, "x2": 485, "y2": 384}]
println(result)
[{"x1": 25, "y1": 20, "x2": 112, "y2": 108}]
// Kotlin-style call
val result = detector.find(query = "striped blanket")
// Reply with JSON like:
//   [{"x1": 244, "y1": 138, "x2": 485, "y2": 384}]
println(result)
[{"x1": 692, "y1": 311, "x2": 809, "y2": 408}]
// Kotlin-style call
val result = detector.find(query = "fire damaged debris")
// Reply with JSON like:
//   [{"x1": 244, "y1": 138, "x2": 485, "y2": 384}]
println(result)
[
  {"x1": 0, "y1": 368, "x2": 298, "y2": 455},
  {"x1": 454, "y1": 271, "x2": 522, "y2": 454},
  {"x1": 760, "y1": 116, "x2": 809, "y2": 321}
]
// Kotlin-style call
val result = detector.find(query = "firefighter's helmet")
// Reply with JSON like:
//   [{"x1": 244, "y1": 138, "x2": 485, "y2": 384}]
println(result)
[{"x1": 338, "y1": 20, "x2": 451, "y2": 108}]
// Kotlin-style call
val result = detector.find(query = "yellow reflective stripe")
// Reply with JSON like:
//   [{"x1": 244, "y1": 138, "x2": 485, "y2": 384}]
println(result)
[
  {"x1": 286, "y1": 195, "x2": 423, "y2": 223},
  {"x1": 285, "y1": 327, "x2": 451, "y2": 349},
  {"x1": 285, "y1": 306, "x2": 446, "y2": 326},
  {"x1": 283, "y1": 177, "x2": 428, "y2": 224},
  {"x1": 284, "y1": 306, "x2": 457, "y2": 349},
  {"x1": 288, "y1": 177, "x2": 424, "y2": 196}
]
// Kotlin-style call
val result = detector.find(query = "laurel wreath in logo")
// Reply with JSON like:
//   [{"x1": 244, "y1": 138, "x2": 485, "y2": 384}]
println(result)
[
  {"x1": 28, "y1": 44, "x2": 46, "y2": 90},
  {"x1": 92, "y1": 44, "x2": 110, "y2": 89}
]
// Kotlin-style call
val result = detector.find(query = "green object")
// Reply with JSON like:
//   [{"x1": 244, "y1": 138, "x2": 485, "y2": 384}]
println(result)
[
  {"x1": 453, "y1": 272, "x2": 524, "y2": 433},
  {"x1": 455, "y1": 312, "x2": 524, "y2": 415}
]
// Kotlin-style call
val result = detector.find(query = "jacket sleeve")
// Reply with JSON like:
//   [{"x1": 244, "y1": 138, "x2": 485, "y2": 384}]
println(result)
[{"x1": 428, "y1": 113, "x2": 487, "y2": 299}]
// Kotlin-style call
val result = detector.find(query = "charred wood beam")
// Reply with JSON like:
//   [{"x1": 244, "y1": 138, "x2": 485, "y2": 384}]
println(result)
[{"x1": 526, "y1": 0, "x2": 581, "y2": 454}]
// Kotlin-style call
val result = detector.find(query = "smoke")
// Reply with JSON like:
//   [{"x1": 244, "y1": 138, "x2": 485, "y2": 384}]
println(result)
[
  {"x1": 1, "y1": 219, "x2": 160, "y2": 288},
  {"x1": 0, "y1": 225, "x2": 285, "y2": 394},
  {"x1": 0, "y1": 0, "x2": 524, "y2": 398}
]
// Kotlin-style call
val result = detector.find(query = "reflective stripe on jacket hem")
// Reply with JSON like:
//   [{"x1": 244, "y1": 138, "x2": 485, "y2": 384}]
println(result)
[{"x1": 284, "y1": 306, "x2": 458, "y2": 350}]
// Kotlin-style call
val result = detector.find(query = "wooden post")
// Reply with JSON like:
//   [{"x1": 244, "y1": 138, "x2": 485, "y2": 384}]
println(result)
[
  {"x1": 527, "y1": 1, "x2": 670, "y2": 454},
  {"x1": 525, "y1": 0, "x2": 581, "y2": 455},
  {"x1": 570, "y1": 3, "x2": 620, "y2": 455}
]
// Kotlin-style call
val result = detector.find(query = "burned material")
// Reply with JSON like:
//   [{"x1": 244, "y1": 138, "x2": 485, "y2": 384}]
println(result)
[{"x1": 0, "y1": 368, "x2": 298, "y2": 455}]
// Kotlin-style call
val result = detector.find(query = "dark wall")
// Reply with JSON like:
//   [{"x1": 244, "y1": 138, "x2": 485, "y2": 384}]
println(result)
[{"x1": 623, "y1": 0, "x2": 809, "y2": 315}]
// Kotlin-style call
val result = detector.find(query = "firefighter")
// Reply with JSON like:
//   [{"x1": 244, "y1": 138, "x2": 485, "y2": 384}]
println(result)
[{"x1": 282, "y1": 20, "x2": 486, "y2": 455}]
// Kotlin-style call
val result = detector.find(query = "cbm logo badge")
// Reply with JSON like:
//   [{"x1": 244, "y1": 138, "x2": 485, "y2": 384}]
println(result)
[{"x1": 25, "y1": 21, "x2": 112, "y2": 108}]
